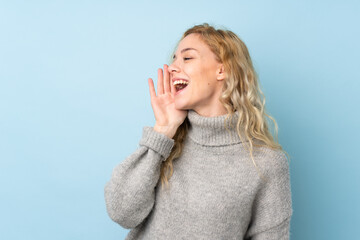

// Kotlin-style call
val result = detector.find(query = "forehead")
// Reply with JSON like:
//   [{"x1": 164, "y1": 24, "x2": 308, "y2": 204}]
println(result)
[{"x1": 176, "y1": 33, "x2": 208, "y2": 53}]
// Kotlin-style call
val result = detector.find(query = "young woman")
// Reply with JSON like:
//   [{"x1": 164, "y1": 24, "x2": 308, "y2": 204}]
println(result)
[{"x1": 104, "y1": 23, "x2": 293, "y2": 239}]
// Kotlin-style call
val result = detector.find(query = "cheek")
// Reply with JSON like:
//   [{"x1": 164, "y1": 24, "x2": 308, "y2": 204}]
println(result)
[
  {"x1": 191, "y1": 81, "x2": 213, "y2": 97},
  {"x1": 186, "y1": 65, "x2": 216, "y2": 91}
]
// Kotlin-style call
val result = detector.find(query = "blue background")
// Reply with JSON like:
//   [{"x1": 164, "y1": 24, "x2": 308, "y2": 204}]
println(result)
[{"x1": 1, "y1": 0, "x2": 359, "y2": 239}]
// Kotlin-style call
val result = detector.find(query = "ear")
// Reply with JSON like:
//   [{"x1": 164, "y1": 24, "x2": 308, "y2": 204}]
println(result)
[{"x1": 216, "y1": 64, "x2": 226, "y2": 81}]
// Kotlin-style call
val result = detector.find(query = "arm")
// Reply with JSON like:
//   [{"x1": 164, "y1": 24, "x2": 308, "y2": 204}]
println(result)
[
  {"x1": 246, "y1": 216, "x2": 291, "y2": 240},
  {"x1": 244, "y1": 151, "x2": 293, "y2": 240},
  {"x1": 104, "y1": 126, "x2": 174, "y2": 229}
]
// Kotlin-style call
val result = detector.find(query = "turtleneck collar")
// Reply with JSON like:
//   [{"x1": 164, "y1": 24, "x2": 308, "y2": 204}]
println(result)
[{"x1": 186, "y1": 109, "x2": 248, "y2": 146}]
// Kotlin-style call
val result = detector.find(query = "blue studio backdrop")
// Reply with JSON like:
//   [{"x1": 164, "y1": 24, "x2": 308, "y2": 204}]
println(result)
[{"x1": 0, "y1": 1, "x2": 359, "y2": 239}]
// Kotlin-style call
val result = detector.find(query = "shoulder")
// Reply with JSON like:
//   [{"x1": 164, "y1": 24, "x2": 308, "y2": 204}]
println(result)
[{"x1": 253, "y1": 146, "x2": 290, "y2": 178}]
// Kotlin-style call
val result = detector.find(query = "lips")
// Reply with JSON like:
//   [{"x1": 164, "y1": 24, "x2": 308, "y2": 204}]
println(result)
[
  {"x1": 175, "y1": 84, "x2": 188, "y2": 92},
  {"x1": 173, "y1": 82, "x2": 188, "y2": 95},
  {"x1": 172, "y1": 78, "x2": 189, "y2": 93},
  {"x1": 172, "y1": 78, "x2": 189, "y2": 84}
]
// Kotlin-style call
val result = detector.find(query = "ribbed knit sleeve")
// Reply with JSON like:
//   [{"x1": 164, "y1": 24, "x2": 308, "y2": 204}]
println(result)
[
  {"x1": 244, "y1": 151, "x2": 293, "y2": 240},
  {"x1": 104, "y1": 126, "x2": 175, "y2": 229}
]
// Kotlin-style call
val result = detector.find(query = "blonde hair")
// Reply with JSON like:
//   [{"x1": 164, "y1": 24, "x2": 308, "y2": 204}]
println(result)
[{"x1": 160, "y1": 23, "x2": 290, "y2": 190}]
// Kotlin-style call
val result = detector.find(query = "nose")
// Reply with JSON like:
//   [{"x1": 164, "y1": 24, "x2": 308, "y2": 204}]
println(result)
[{"x1": 168, "y1": 62, "x2": 180, "y2": 74}]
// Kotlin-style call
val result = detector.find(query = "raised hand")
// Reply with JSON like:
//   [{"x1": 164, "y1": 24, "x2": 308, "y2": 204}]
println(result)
[{"x1": 148, "y1": 64, "x2": 188, "y2": 139}]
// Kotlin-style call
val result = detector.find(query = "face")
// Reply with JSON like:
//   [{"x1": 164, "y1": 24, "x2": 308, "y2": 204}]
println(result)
[{"x1": 168, "y1": 33, "x2": 226, "y2": 113}]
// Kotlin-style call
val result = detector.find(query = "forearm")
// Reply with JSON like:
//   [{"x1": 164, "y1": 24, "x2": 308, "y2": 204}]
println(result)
[
  {"x1": 104, "y1": 126, "x2": 175, "y2": 229},
  {"x1": 153, "y1": 124, "x2": 178, "y2": 139}
]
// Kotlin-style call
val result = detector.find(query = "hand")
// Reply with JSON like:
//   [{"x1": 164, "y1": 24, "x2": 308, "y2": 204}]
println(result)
[{"x1": 148, "y1": 64, "x2": 188, "y2": 139}]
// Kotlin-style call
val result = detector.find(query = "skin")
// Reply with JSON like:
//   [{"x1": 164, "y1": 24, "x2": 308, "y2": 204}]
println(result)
[{"x1": 148, "y1": 33, "x2": 227, "y2": 139}]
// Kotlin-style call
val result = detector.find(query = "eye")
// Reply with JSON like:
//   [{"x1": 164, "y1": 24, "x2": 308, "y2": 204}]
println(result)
[{"x1": 183, "y1": 57, "x2": 192, "y2": 61}]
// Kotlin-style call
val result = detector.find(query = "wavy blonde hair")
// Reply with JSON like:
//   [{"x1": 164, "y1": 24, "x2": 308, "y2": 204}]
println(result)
[{"x1": 159, "y1": 23, "x2": 290, "y2": 190}]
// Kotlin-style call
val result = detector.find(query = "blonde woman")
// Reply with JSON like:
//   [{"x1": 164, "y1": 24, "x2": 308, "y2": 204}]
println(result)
[{"x1": 104, "y1": 23, "x2": 293, "y2": 239}]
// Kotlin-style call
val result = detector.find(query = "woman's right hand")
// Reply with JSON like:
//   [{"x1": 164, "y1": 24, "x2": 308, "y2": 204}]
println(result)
[{"x1": 148, "y1": 64, "x2": 188, "y2": 139}]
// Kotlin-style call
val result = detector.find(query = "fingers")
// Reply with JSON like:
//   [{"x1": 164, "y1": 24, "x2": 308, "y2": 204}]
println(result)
[
  {"x1": 157, "y1": 68, "x2": 164, "y2": 95},
  {"x1": 148, "y1": 78, "x2": 156, "y2": 98},
  {"x1": 152, "y1": 65, "x2": 171, "y2": 97},
  {"x1": 164, "y1": 64, "x2": 171, "y2": 93},
  {"x1": 170, "y1": 71, "x2": 176, "y2": 97}
]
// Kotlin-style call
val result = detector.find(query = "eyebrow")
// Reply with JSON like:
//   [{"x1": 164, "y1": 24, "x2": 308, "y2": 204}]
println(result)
[{"x1": 172, "y1": 48, "x2": 198, "y2": 59}]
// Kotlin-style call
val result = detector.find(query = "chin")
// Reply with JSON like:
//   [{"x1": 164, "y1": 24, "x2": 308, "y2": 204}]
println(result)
[{"x1": 174, "y1": 100, "x2": 190, "y2": 111}]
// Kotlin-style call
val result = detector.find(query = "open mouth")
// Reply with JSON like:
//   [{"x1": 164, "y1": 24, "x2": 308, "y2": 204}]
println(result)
[{"x1": 173, "y1": 80, "x2": 189, "y2": 92}]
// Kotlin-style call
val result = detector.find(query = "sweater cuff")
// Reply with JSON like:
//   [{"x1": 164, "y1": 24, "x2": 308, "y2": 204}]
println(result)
[{"x1": 139, "y1": 126, "x2": 175, "y2": 160}]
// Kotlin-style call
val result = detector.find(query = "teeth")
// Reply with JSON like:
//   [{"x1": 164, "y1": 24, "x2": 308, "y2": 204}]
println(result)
[{"x1": 173, "y1": 80, "x2": 189, "y2": 86}]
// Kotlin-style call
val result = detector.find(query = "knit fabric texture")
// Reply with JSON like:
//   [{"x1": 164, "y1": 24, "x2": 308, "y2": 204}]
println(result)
[{"x1": 104, "y1": 109, "x2": 293, "y2": 239}]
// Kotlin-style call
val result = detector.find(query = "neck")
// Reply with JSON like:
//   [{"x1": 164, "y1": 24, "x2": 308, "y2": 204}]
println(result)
[
  {"x1": 192, "y1": 105, "x2": 228, "y2": 117},
  {"x1": 186, "y1": 109, "x2": 248, "y2": 146},
  {"x1": 192, "y1": 97, "x2": 228, "y2": 117}
]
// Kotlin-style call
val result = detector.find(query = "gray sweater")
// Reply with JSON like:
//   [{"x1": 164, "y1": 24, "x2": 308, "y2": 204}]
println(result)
[{"x1": 104, "y1": 109, "x2": 293, "y2": 239}]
